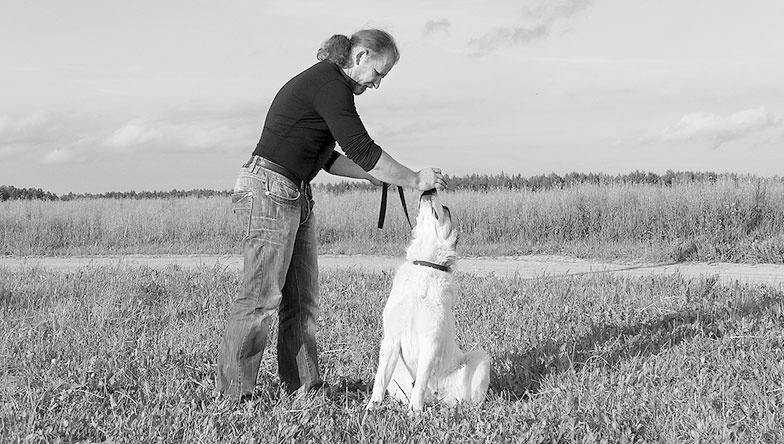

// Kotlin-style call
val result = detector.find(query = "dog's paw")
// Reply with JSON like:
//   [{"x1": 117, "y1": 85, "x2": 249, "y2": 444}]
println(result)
[
  {"x1": 409, "y1": 392, "x2": 427, "y2": 413},
  {"x1": 407, "y1": 404, "x2": 424, "y2": 418},
  {"x1": 407, "y1": 398, "x2": 426, "y2": 416},
  {"x1": 365, "y1": 400, "x2": 379, "y2": 411}
]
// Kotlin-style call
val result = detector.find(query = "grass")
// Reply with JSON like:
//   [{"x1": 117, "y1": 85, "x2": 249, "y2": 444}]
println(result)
[
  {"x1": 2, "y1": 177, "x2": 784, "y2": 263},
  {"x1": 2, "y1": 265, "x2": 783, "y2": 442}
]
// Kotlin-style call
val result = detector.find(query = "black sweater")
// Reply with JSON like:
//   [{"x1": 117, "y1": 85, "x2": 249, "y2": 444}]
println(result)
[{"x1": 252, "y1": 61, "x2": 383, "y2": 182}]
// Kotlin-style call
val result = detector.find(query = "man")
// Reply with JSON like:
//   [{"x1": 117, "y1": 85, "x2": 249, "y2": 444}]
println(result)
[{"x1": 217, "y1": 29, "x2": 447, "y2": 402}]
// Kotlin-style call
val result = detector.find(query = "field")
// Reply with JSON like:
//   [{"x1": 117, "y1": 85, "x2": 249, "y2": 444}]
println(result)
[
  {"x1": 2, "y1": 177, "x2": 784, "y2": 263},
  {"x1": 2, "y1": 266, "x2": 783, "y2": 442},
  {"x1": 2, "y1": 178, "x2": 784, "y2": 442}
]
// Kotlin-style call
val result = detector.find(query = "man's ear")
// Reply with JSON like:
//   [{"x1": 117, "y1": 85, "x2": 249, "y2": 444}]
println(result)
[{"x1": 355, "y1": 50, "x2": 366, "y2": 66}]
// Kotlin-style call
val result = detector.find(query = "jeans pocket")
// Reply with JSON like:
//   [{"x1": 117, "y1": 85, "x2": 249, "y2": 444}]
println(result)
[
  {"x1": 266, "y1": 175, "x2": 301, "y2": 205},
  {"x1": 232, "y1": 190, "x2": 254, "y2": 238}
]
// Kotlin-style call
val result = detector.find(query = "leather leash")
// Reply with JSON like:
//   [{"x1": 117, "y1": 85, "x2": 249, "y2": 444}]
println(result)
[{"x1": 377, "y1": 183, "x2": 412, "y2": 229}]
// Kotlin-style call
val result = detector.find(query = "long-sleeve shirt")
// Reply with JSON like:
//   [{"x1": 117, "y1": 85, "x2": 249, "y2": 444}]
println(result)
[{"x1": 252, "y1": 60, "x2": 383, "y2": 182}]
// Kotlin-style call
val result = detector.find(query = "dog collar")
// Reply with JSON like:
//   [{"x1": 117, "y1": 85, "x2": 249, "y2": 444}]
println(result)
[{"x1": 413, "y1": 260, "x2": 452, "y2": 273}]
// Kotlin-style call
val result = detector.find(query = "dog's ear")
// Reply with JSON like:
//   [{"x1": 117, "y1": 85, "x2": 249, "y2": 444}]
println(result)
[
  {"x1": 438, "y1": 206, "x2": 452, "y2": 238},
  {"x1": 441, "y1": 206, "x2": 451, "y2": 224},
  {"x1": 442, "y1": 206, "x2": 459, "y2": 248}
]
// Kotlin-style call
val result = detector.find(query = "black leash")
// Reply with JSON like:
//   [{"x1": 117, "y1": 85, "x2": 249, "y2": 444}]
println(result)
[{"x1": 377, "y1": 183, "x2": 412, "y2": 229}]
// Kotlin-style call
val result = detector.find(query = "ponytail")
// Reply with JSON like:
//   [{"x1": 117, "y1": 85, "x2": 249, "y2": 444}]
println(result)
[{"x1": 316, "y1": 34, "x2": 353, "y2": 68}]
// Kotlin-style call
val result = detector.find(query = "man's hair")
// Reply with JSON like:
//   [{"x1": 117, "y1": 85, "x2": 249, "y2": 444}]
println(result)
[{"x1": 317, "y1": 29, "x2": 400, "y2": 68}]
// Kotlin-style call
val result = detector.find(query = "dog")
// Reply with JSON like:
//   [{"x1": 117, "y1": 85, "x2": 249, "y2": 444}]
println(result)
[{"x1": 366, "y1": 189, "x2": 490, "y2": 412}]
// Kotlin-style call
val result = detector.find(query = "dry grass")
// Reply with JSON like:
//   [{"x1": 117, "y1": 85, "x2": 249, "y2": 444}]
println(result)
[{"x1": 2, "y1": 177, "x2": 784, "y2": 263}]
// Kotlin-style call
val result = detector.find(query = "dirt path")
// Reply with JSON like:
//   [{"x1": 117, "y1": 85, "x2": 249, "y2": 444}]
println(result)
[{"x1": 2, "y1": 254, "x2": 783, "y2": 287}]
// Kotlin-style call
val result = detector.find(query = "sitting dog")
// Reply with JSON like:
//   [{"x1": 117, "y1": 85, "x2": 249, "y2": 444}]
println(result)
[{"x1": 366, "y1": 189, "x2": 490, "y2": 412}]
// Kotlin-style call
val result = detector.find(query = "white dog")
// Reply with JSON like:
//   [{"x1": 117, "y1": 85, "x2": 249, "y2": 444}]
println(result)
[{"x1": 366, "y1": 189, "x2": 490, "y2": 412}]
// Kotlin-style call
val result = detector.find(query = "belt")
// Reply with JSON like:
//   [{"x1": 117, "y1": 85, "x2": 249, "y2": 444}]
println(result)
[{"x1": 244, "y1": 156, "x2": 303, "y2": 187}]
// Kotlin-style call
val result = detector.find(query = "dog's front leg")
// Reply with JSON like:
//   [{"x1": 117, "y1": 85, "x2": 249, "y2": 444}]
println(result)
[
  {"x1": 409, "y1": 345, "x2": 437, "y2": 413},
  {"x1": 366, "y1": 336, "x2": 401, "y2": 410}
]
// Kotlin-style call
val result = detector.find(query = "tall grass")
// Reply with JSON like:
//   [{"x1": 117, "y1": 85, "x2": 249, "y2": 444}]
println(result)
[
  {"x1": 0, "y1": 197, "x2": 237, "y2": 256},
  {"x1": 1, "y1": 266, "x2": 782, "y2": 442},
  {"x1": 2, "y1": 177, "x2": 784, "y2": 262}
]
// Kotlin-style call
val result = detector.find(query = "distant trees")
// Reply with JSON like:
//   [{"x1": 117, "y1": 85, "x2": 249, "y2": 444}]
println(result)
[
  {"x1": 443, "y1": 170, "x2": 727, "y2": 192},
  {"x1": 0, "y1": 170, "x2": 775, "y2": 201},
  {"x1": 0, "y1": 186, "x2": 231, "y2": 201},
  {"x1": 304, "y1": 170, "x2": 758, "y2": 194},
  {"x1": 57, "y1": 189, "x2": 231, "y2": 201},
  {"x1": 0, "y1": 185, "x2": 59, "y2": 201}
]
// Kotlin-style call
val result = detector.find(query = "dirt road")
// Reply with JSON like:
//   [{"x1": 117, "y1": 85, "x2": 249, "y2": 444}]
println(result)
[{"x1": 2, "y1": 254, "x2": 783, "y2": 287}]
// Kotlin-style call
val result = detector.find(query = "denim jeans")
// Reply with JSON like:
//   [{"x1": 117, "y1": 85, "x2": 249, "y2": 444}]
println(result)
[{"x1": 216, "y1": 157, "x2": 320, "y2": 401}]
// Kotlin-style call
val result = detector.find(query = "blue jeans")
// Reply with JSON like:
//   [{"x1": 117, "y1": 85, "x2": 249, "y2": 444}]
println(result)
[{"x1": 216, "y1": 157, "x2": 321, "y2": 401}]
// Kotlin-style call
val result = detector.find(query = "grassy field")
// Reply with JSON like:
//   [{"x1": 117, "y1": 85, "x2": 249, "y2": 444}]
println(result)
[
  {"x1": 2, "y1": 265, "x2": 783, "y2": 442},
  {"x1": 2, "y1": 177, "x2": 784, "y2": 263},
  {"x1": 2, "y1": 177, "x2": 783, "y2": 442}
]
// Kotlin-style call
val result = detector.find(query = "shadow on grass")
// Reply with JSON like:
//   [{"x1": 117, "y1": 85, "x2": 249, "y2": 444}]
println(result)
[{"x1": 490, "y1": 285, "x2": 784, "y2": 400}]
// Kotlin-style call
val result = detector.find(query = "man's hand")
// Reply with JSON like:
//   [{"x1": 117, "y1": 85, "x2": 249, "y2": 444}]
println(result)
[{"x1": 415, "y1": 168, "x2": 448, "y2": 191}]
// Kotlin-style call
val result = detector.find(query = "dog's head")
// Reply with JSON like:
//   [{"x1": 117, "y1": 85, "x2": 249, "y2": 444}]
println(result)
[{"x1": 406, "y1": 189, "x2": 458, "y2": 266}]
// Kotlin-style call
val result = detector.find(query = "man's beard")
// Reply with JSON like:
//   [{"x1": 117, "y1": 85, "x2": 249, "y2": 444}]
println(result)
[{"x1": 348, "y1": 78, "x2": 367, "y2": 95}]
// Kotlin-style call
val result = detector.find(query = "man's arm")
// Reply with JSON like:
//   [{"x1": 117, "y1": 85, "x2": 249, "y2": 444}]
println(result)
[
  {"x1": 326, "y1": 153, "x2": 383, "y2": 185},
  {"x1": 313, "y1": 82, "x2": 445, "y2": 190},
  {"x1": 367, "y1": 151, "x2": 446, "y2": 191},
  {"x1": 326, "y1": 150, "x2": 447, "y2": 191}
]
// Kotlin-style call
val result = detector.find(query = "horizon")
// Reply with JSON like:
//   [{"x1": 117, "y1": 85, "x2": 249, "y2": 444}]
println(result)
[
  {"x1": 4, "y1": 168, "x2": 781, "y2": 197},
  {"x1": 2, "y1": 0, "x2": 783, "y2": 195}
]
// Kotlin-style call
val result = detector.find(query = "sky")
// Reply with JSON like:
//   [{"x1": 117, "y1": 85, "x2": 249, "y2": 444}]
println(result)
[{"x1": 2, "y1": 0, "x2": 783, "y2": 194}]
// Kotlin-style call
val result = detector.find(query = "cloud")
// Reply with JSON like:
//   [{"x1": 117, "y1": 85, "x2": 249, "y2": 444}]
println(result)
[
  {"x1": 423, "y1": 19, "x2": 451, "y2": 36},
  {"x1": 40, "y1": 148, "x2": 75, "y2": 165},
  {"x1": 0, "y1": 111, "x2": 55, "y2": 145},
  {"x1": 105, "y1": 121, "x2": 161, "y2": 148},
  {"x1": 104, "y1": 117, "x2": 255, "y2": 153},
  {"x1": 0, "y1": 106, "x2": 262, "y2": 167},
  {"x1": 180, "y1": 124, "x2": 244, "y2": 149},
  {"x1": 0, "y1": 111, "x2": 103, "y2": 165},
  {"x1": 469, "y1": 25, "x2": 550, "y2": 52},
  {"x1": 524, "y1": 0, "x2": 592, "y2": 20},
  {"x1": 469, "y1": 0, "x2": 593, "y2": 54},
  {"x1": 0, "y1": 146, "x2": 22, "y2": 161},
  {"x1": 641, "y1": 108, "x2": 784, "y2": 148}
]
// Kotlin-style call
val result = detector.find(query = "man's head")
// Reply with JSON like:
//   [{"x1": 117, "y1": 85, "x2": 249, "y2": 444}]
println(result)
[
  {"x1": 343, "y1": 46, "x2": 396, "y2": 94},
  {"x1": 317, "y1": 29, "x2": 400, "y2": 95}
]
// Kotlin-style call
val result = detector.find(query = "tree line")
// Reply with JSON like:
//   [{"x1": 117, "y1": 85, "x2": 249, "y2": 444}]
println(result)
[
  {"x1": 315, "y1": 170, "x2": 734, "y2": 193},
  {"x1": 0, "y1": 186, "x2": 230, "y2": 202},
  {"x1": 0, "y1": 170, "x2": 776, "y2": 201},
  {"x1": 0, "y1": 185, "x2": 59, "y2": 201}
]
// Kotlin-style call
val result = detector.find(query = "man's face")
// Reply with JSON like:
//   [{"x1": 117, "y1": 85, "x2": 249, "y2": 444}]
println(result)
[{"x1": 346, "y1": 49, "x2": 395, "y2": 95}]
